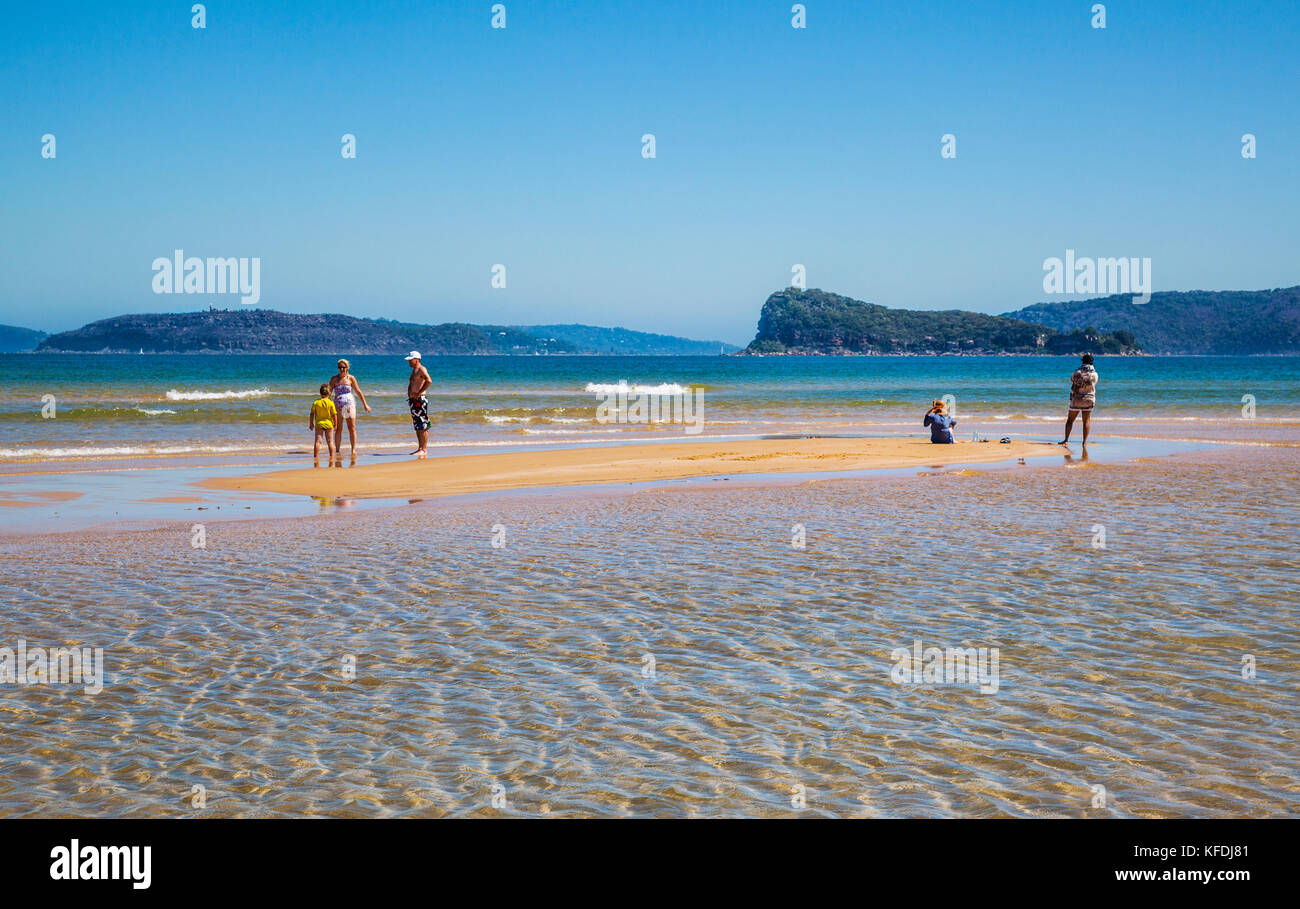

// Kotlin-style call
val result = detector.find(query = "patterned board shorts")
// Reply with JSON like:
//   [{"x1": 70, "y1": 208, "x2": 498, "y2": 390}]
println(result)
[
  {"x1": 336, "y1": 399, "x2": 356, "y2": 420},
  {"x1": 408, "y1": 395, "x2": 430, "y2": 431},
  {"x1": 1069, "y1": 395, "x2": 1095, "y2": 412}
]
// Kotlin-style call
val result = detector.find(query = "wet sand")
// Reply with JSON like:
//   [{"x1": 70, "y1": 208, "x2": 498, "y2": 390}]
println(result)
[
  {"x1": 0, "y1": 490, "x2": 84, "y2": 508},
  {"x1": 203, "y1": 437, "x2": 1059, "y2": 500}
]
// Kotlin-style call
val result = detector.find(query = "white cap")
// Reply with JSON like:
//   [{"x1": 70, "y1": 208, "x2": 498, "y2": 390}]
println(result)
[{"x1": 404, "y1": 351, "x2": 421, "y2": 361}]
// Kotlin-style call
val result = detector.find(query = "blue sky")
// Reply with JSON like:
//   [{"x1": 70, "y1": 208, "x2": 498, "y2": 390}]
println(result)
[{"x1": 2, "y1": 0, "x2": 1296, "y2": 343}]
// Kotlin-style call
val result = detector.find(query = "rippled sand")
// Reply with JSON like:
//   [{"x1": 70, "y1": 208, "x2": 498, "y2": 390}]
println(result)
[{"x1": 1, "y1": 447, "x2": 1297, "y2": 817}]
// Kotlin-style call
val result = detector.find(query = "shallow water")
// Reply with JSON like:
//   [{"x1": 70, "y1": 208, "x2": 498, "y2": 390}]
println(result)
[
  {"x1": 4, "y1": 353, "x2": 1297, "y2": 461},
  {"x1": 1, "y1": 446, "x2": 1296, "y2": 817},
  {"x1": 0, "y1": 433, "x2": 1213, "y2": 535}
]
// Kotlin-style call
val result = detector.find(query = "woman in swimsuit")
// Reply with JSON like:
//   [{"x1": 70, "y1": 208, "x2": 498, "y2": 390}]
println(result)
[{"x1": 329, "y1": 359, "x2": 371, "y2": 456}]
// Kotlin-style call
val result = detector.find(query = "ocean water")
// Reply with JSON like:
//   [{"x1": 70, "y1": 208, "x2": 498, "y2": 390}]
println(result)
[
  {"x1": 2, "y1": 354, "x2": 1298, "y2": 461},
  {"x1": 0, "y1": 354, "x2": 1296, "y2": 817}
]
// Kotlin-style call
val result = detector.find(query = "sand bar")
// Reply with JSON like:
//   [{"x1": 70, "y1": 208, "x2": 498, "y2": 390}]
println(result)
[{"x1": 202, "y1": 437, "x2": 1060, "y2": 500}]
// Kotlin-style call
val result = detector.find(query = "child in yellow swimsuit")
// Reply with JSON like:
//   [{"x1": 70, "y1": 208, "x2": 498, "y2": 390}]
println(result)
[{"x1": 309, "y1": 383, "x2": 338, "y2": 460}]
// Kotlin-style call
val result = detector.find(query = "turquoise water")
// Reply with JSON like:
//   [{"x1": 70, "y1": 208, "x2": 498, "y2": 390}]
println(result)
[{"x1": 2, "y1": 354, "x2": 1297, "y2": 460}]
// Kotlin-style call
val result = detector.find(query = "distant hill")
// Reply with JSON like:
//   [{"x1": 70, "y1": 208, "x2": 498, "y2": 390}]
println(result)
[
  {"x1": 743, "y1": 289, "x2": 1140, "y2": 356},
  {"x1": 1002, "y1": 287, "x2": 1300, "y2": 354},
  {"x1": 517, "y1": 323, "x2": 741, "y2": 355},
  {"x1": 0, "y1": 324, "x2": 48, "y2": 352},
  {"x1": 37, "y1": 310, "x2": 555, "y2": 354},
  {"x1": 35, "y1": 309, "x2": 733, "y2": 355}
]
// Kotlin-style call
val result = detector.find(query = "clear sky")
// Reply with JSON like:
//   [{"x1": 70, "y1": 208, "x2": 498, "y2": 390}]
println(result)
[{"x1": 2, "y1": 0, "x2": 1297, "y2": 343}]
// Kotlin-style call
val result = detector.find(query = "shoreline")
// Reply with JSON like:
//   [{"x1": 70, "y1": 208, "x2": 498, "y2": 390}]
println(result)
[
  {"x1": 0, "y1": 433, "x2": 1241, "y2": 538},
  {"x1": 203, "y1": 436, "x2": 1061, "y2": 500},
  {"x1": 0, "y1": 437, "x2": 1237, "y2": 540}
]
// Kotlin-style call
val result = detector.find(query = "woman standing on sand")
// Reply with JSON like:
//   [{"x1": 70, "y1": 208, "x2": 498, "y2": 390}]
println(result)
[
  {"x1": 329, "y1": 359, "x2": 371, "y2": 455},
  {"x1": 1060, "y1": 353, "x2": 1099, "y2": 446}
]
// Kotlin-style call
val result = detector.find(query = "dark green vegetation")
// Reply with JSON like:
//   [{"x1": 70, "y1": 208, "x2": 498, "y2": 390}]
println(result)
[
  {"x1": 744, "y1": 289, "x2": 1140, "y2": 356},
  {"x1": 0, "y1": 323, "x2": 48, "y2": 352},
  {"x1": 1003, "y1": 287, "x2": 1300, "y2": 354},
  {"x1": 36, "y1": 310, "x2": 732, "y2": 355}
]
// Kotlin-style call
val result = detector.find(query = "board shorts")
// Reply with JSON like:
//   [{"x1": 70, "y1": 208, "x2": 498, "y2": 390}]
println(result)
[
  {"x1": 1069, "y1": 394, "x2": 1095, "y2": 412},
  {"x1": 315, "y1": 419, "x2": 334, "y2": 432},
  {"x1": 408, "y1": 395, "x2": 430, "y2": 431},
  {"x1": 336, "y1": 399, "x2": 357, "y2": 420}
]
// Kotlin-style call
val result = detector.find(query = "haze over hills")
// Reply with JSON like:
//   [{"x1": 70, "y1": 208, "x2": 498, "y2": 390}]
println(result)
[
  {"x1": 743, "y1": 289, "x2": 1140, "y2": 355},
  {"x1": 1002, "y1": 287, "x2": 1300, "y2": 355},
  {"x1": 33, "y1": 309, "x2": 739, "y2": 356},
  {"x1": 517, "y1": 324, "x2": 741, "y2": 355},
  {"x1": 0, "y1": 324, "x2": 48, "y2": 352}
]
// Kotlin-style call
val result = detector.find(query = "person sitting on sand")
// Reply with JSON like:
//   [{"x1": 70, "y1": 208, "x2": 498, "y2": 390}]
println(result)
[
  {"x1": 329, "y1": 358, "x2": 371, "y2": 456},
  {"x1": 405, "y1": 351, "x2": 432, "y2": 458},
  {"x1": 924, "y1": 399, "x2": 957, "y2": 444},
  {"x1": 1060, "y1": 353, "x2": 1099, "y2": 446},
  {"x1": 309, "y1": 383, "x2": 338, "y2": 461}
]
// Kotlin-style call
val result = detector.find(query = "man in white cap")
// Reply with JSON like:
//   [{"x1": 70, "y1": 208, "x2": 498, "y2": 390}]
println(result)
[{"x1": 404, "y1": 351, "x2": 432, "y2": 457}]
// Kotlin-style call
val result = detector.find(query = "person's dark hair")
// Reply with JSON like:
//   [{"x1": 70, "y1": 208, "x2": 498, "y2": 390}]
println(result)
[
  {"x1": 1081, "y1": 353, "x2": 1094, "y2": 365},
  {"x1": 319, "y1": 383, "x2": 330, "y2": 396}
]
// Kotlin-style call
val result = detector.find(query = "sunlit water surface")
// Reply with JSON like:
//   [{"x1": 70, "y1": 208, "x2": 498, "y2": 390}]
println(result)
[{"x1": 2, "y1": 446, "x2": 1296, "y2": 817}]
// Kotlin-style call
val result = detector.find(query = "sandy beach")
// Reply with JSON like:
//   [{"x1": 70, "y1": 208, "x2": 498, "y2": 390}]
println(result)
[{"x1": 202, "y1": 436, "x2": 1059, "y2": 500}]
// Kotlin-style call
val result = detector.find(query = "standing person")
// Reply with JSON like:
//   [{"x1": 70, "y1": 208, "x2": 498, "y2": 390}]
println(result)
[
  {"x1": 923, "y1": 399, "x2": 957, "y2": 443},
  {"x1": 309, "y1": 383, "x2": 338, "y2": 462},
  {"x1": 405, "y1": 351, "x2": 432, "y2": 458},
  {"x1": 1060, "y1": 353, "x2": 1099, "y2": 445},
  {"x1": 329, "y1": 358, "x2": 371, "y2": 456}
]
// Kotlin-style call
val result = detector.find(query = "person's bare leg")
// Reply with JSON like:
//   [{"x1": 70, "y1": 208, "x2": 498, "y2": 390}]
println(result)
[
  {"x1": 346, "y1": 417, "x2": 358, "y2": 454},
  {"x1": 1081, "y1": 410, "x2": 1091, "y2": 444},
  {"x1": 1060, "y1": 410, "x2": 1078, "y2": 444},
  {"x1": 416, "y1": 428, "x2": 428, "y2": 457},
  {"x1": 334, "y1": 423, "x2": 342, "y2": 456}
]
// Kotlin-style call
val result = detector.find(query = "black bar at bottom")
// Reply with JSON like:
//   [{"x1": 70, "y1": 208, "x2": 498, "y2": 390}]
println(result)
[{"x1": 1, "y1": 818, "x2": 1280, "y2": 896}]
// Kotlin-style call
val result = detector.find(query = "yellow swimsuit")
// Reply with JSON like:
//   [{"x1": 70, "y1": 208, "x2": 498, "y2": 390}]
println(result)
[{"x1": 311, "y1": 397, "x2": 337, "y2": 431}]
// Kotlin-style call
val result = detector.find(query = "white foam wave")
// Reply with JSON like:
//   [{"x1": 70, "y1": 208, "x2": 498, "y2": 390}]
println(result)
[
  {"x1": 135, "y1": 408, "x2": 177, "y2": 416},
  {"x1": 585, "y1": 381, "x2": 687, "y2": 395},
  {"x1": 485, "y1": 415, "x2": 596, "y2": 426},
  {"x1": 165, "y1": 388, "x2": 274, "y2": 401}
]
